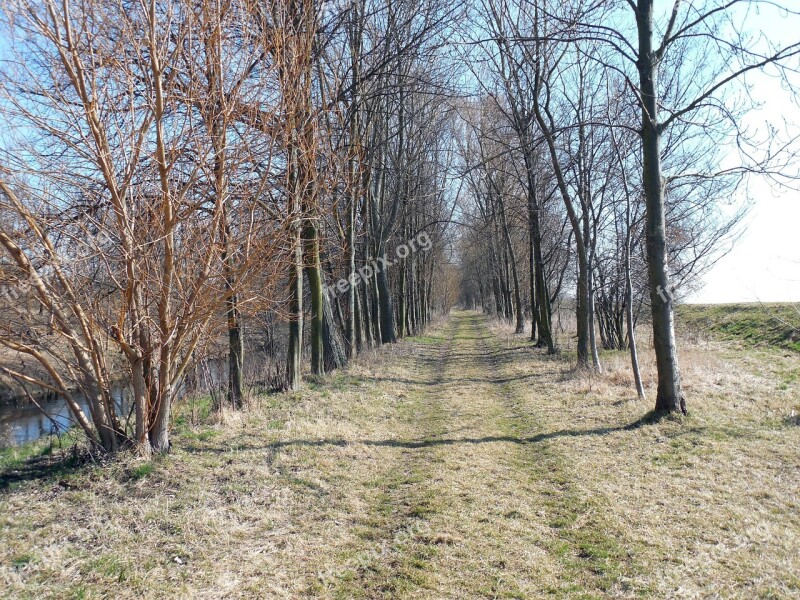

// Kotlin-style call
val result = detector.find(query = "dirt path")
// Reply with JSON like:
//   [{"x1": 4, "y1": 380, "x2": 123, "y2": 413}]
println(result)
[{"x1": 2, "y1": 310, "x2": 798, "y2": 599}]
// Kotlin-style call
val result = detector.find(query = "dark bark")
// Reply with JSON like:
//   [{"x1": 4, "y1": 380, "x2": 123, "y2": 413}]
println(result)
[
  {"x1": 376, "y1": 252, "x2": 396, "y2": 343},
  {"x1": 148, "y1": 387, "x2": 171, "y2": 453},
  {"x1": 636, "y1": 0, "x2": 685, "y2": 413},
  {"x1": 286, "y1": 230, "x2": 303, "y2": 390},
  {"x1": 322, "y1": 291, "x2": 347, "y2": 372},
  {"x1": 527, "y1": 180, "x2": 554, "y2": 352},
  {"x1": 303, "y1": 222, "x2": 324, "y2": 376},
  {"x1": 227, "y1": 302, "x2": 244, "y2": 408},
  {"x1": 497, "y1": 193, "x2": 525, "y2": 333}
]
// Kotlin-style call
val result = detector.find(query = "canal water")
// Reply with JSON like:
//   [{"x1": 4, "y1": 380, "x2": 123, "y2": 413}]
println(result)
[
  {"x1": 0, "y1": 350, "x2": 278, "y2": 449},
  {"x1": 0, "y1": 387, "x2": 131, "y2": 449}
]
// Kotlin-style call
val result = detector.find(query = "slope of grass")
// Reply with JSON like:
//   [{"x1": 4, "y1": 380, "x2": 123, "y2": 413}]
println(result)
[{"x1": 678, "y1": 302, "x2": 800, "y2": 352}]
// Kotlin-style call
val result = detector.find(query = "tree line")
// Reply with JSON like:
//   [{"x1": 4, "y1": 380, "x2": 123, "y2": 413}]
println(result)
[
  {"x1": 0, "y1": 0, "x2": 797, "y2": 455},
  {"x1": 455, "y1": 0, "x2": 799, "y2": 411},
  {"x1": 0, "y1": 0, "x2": 459, "y2": 454}
]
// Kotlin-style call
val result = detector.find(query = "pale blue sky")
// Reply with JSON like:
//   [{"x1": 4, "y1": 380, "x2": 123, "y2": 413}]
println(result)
[{"x1": 688, "y1": 3, "x2": 800, "y2": 303}]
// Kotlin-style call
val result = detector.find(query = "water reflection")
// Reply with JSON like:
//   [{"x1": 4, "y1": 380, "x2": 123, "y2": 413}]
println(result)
[
  {"x1": 0, "y1": 351, "x2": 277, "y2": 449},
  {"x1": 0, "y1": 387, "x2": 131, "y2": 449}
]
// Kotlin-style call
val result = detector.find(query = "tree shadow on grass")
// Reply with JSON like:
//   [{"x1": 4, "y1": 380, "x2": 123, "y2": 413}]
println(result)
[
  {"x1": 0, "y1": 449, "x2": 88, "y2": 492},
  {"x1": 184, "y1": 410, "x2": 672, "y2": 456},
  {"x1": 359, "y1": 371, "x2": 549, "y2": 388}
]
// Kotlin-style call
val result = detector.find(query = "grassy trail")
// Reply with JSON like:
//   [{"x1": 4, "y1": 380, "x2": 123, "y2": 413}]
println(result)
[
  {"x1": 1, "y1": 311, "x2": 798, "y2": 599},
  {"x1": 327, "y1": 310, "x2": 631, "y2": 598}
]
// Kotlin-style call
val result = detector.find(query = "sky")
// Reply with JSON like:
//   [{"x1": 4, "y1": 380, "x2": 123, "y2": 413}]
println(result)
[
  {"x1": 688, "y1": 71, "x2": 800, "y2": 304},
  {"x1": 687, "y1": 4, "x2": 800, "y2": 304},
  {"x1": 689, "y1": 184, "x2": 800, "y2": 303}
]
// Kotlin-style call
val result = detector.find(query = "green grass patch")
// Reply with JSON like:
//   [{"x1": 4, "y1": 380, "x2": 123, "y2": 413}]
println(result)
[
  {"x1": 11, "y1": 553, "x2": 37, "y2": 569},
  {"x1": 678, "y1": 303, "x2": 800, "y2": 352},
  {"x1": 128, "y1": 462, "x2": 156, "y2": 480},
  {"x1": 0, "y1": 428, "x2": 82, "y2": 472},
  {"x1": 410, "y1": 335, "x2": 443, "y2": 345},
  {"x1": 173, "y1": 394, "x2": 214, "y2": 431}
]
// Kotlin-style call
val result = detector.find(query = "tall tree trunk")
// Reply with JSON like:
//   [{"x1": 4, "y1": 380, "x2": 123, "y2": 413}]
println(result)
[
  {"x1": 498, "y1": 194, "x2": 525, "y2": 333},
  {"x1": 322, "y1": 292, "x2": 347, "y2": 372},
  {"x1": 360, "y1": 271, "x2": 374, "y2": 348},
  {"x1": 371, "y1": 270, "x2": 382, "y2": 345},
  {"x1": 625, "y1": 212, "x2": 645, "y2": 399},
  {"x1": 528, "y1": 190, "x2": 555, "y2": 352},
  {"x1": 410, "y1": 255, "x2": 420, "y2": 333},
  {"x1": 346, "y1": 0, "x2": 362, "y2": 359},
  {"x1": 376, "y1": 249, "x2": 396, "y2": 343},
  {"x1": 148, "y1": 387, "x2": 171, "y2": 453},
  {"x1": 354, "y1": 283, "x2": 364, "y2": 352},
  {"x1": 222, "y1": 216, "x2": 244, "y2": 408},
  {"x1": 397, "y1": 219, "x2": 408, "y2": 338},
  {"x1": 502, "y1": 247, "x2": 513, "y2": 322},
  {"x1": 575, "y1": 251, "x2": 591, "y2": 369},
  {"x1": 528, "y1": 203, "x2": 538, "y2": 342},
  {"x1": 533, "y1": 110, "x2": 589, "y2": 367},
  {"x1": 637, "y1": 0, "x2": 684, "y2": 413},
  {"x1": 346, "y1": 179, "x2": 358, "y2": 358},
  {"x1": 303, "y1": 221, "x2": 324, "y2": 376},
  {"x1": 397, "y1": 257, "x2": 407, "y2": 337},
  {"x1": 286, "y1": 225, "x2": 303, "y2": 390},
  {"x1": 131, "y1": 356, "x2": 148, "y2": 451},
  {"x1": 227, "y1": 294, "x2": 244, "y2": 407},
  {"x1": 587, "y1": 251, "x2": 602, "y2": 373}
]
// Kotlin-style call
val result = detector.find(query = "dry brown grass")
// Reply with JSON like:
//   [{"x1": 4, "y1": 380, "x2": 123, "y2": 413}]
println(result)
[
  {"x1": 489, "y1": 313, "x2": 800, "y2": 598},
  {"x1": 1, "y1": 310, "x2": 798, "y2": 598}
]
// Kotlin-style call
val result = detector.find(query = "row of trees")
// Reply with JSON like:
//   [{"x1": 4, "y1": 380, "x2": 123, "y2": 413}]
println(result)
[
  {"x1": 0, "y1": 0, "x2": 459, "y2": 454},
  {"x1": 0, "y1": 0, "x2": 797, "y2": 454},
  {"x1": 456, "y1": 0, "x2": 799, "y2": 410}
]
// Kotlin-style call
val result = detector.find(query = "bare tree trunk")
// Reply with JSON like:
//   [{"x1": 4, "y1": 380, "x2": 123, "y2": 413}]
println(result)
[
  {"x1": 149, "y1": 386, "x2": 171, "y2": 453},
  {"x1": 227, "y1": 294, "x2": 245, "y2": 407},
  {"x1": 574, "y1": 251, "x2": 591, "y2": 369},
  {"x1": 347, "y1": 182, "x2": 358, "y2": 356},
  {"x1": 360, "y1": 272, "x2": 374, "y2": 348},
  {"x1": 346, "y1": 0, "x2": 362, "y2": 359},
  {"x1": 131, "y1": 356, "x2": 148, "y2": 451},
  {"x1": 376, "y1": 250, "x2": 396, "y2": 343},
  {"x1": 588, "y1": 254, "x2": 602, "y2": 373},
  {"x1": 496, "y1": 193, "x2": 525, "y2": 333},
  {"x1": 408, "y1": 270, "x2": 416, "y2": 331},
  {"x1": 527, "y1": 182, "x2": 554, "y2": 352},
  {"x1": 287, "y1": 224, "x2": 303, "y2": 390},
  {"x1": 409, "y1": 252, "x2": 419, "y2": 334},
  {"x1": 354, "y1": 283, "x2": 364, "y2": 352},
  {"x1": 304, "y1": 221, "x2": 324, "y2": 376},
  {"x1": 637, "y1": 0, "x2": 684, "y2": 413},
  {"x1": 371, "y1": 269, "x2": 383, "y2": 345},
  {"x1": 222, "y1": 213, "x2": 244, "y2": 408},
  {"x1": 322, "y1": 292, "x2": 347, "y2": 372},
  {"x1": 502, "y1": 249, "x2": 513, "y2": 322},
  {"x1": 398, "y1": 254, "x2": 407, "y2": 337},
  {"x1": 625, "y1": 210, "x2": 645, "y2": 399},
  {"x1": 533, "y1": 113, "x2": 589, "y2": 367},
  {"x1": 528, "y1": 202, "x2": 537, "y2": 342}
]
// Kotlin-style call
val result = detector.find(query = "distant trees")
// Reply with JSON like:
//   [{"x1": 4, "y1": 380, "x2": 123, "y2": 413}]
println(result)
[{"x1": 456, "y1": 0, "x2": 799, "y2": 411}]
